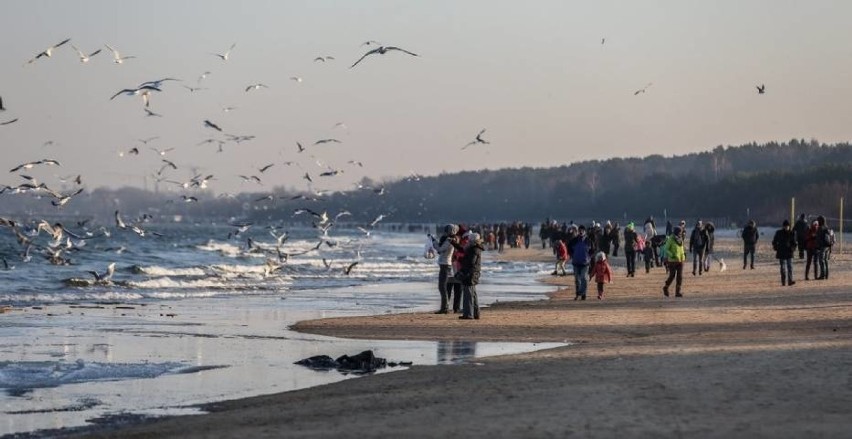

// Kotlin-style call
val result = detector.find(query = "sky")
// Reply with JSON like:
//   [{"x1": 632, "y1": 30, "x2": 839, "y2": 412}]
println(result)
[{"x1": 1, "y1": 0, "x2": 851, "y2": 195}]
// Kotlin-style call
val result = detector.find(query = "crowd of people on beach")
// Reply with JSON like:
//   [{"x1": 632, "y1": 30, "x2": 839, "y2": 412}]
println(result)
[
  {"x1": 542, "y1": 214, "x2": 837, "y2": 300},
  {"x1": 427, "y1": 215, "x2": 838, "y2": 318}
]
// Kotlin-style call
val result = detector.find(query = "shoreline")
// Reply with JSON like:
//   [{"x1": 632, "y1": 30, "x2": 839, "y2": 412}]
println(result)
[{"x1": 59, "y1": 240, "x2": 852, "y2": 437}]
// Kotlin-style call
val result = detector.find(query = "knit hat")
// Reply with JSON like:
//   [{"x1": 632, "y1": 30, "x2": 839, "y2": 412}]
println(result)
[
  {"x1": 783, "y1": 219, "x2": 790, "y2": 227},
  {"x1": 627, "y1": 222, "x2": 634, "y2": 230},
  {"x1": 595, "y1": 251, "x2": 606, "y2": 262}
]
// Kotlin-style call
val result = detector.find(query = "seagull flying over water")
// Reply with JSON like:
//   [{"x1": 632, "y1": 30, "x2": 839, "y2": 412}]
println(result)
[
  {"x1": 350, "y1": 45, "x2": 418, "y2": 68},
  {"x1": 26, "y1": 38, "x2": 71, "y2": 65},
  {"x1": 71, "y1": 44, "x2": 101, "y2": 63},
  {"x1": 104, "y1": 44, "x2": 136, "y2": 64},
  {"x1": 212, "y1": 43, "x2": 236, "y2": 61},
  {"x1": 463, "y1": 129, "x2": 490, "y2": 149}
]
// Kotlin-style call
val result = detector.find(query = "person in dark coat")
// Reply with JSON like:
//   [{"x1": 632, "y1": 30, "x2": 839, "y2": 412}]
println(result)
[
  {"x1": 610, "y1": 222, "x2": 621, "y2": 257},
  {"x1": 772, "y1": 219, "x2": 797, "y2": 286},
  {"x1": 623, "y1": 223, "x2": 638, "y2": 277},
  {"x1": 689, "y1": 220, "x2": 709, "y2": 276},
  {"x1": 741, "y1": 220, "x2": 759, "y2": 269},
  {"x1": 815, "y1": 215, "x2": 832, "y2": 280},
  {"x1": 456, "y1": 232, "x2": 484, "y2": 320},
  {"x1": 793, "y1": 214, "x2": 808, "y2": 259},
  {"x1": 568, "y1": 225, "x2": 592, "y2": 300},
  {"x1": 703, "y1": 222, "x2": 717, "y2": 272}
]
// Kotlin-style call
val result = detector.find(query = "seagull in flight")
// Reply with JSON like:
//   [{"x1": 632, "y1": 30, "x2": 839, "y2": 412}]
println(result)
[
  {"x1": 314, "y1": 138, "x2": 341, "y2": 145},
  {"x1": 150, "y1": 147, "x2": 174, "y2": 156},
  {"x1": 239, "y1": 175, "x2": 262, "y2": 185},
  {"x1": 463, "y1": 129, "x2": 490, "y2": 149},
  {"x1": 212, "y1": 43, "x2": 236, "y2": 61},
  {"x1": 204, "y1": 119, "x2": 223, "y2": 132},
  {"x1": 258, "y1": 163, "x2": 275, "y2": 173},
  {"x1": 245, "y1": 83, "x2": 269, "y2": 92},
  {"x1": 756, "y1": 84, "x2": 766, "y2": 94},
  {"x1": 314, "y1": 56, "x2": 335, "y2": 62},
  {"x1": 296, "y1": 142, "x2": 306, "y2": 153},
  {"x1": 26, "y1": 38, "x2": 71, "y2": 65},
  {"x1": 183, "y1": 85, "x2": 207, "y2": 93},
  {"x1": 158, "y1": 159, "x2": 178, "y2": 175},
  {"x1": 139, "y1": 136, "x2": 159, "y2": 145},
  {"x1": 71, "y1": 44, "x2": 101, "y2": 63},
  {"x1": 350, "y1": 45, "x2": 418, "y2": 68},
  {"x1": 110, "y1": 85, "x2": 161, "y2": 106},
  {"x1": 370, "y1": 214, "x2": 386, "y2": 227},
  {"x1": 633, "y1": 82, "x2": 653, "y2": 95},
  {"x1": 289, "y1": 76, "x2": 303, "y2": 82},
  {"x1": 104, "y1": 44, "x2": 136, "y2": 64},
  {"x1": 144, "y1": 108, "x2": 163, "y2": 117},
  {"x1": 343, "y1": 261, "x2": 359, "y2": 275}
]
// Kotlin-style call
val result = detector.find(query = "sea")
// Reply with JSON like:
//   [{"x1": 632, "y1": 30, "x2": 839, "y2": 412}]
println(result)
[{"x1": 0, "y1": 222, "x2": 563, "y2": 436}]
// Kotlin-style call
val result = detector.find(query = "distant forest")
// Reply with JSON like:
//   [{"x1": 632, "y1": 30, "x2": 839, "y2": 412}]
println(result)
[{"x1": 3, "y1": 139, "x2": 851, "y2": 228}]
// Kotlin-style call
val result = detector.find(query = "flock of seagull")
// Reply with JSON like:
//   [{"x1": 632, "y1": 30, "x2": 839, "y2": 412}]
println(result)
[{"x1": 0, "y1": 36, "x2": 435, "y2": 285}]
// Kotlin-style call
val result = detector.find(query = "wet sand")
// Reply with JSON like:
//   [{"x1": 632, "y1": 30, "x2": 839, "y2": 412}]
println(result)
[{"x1": 77, "y1": 238, "x2": 851, "y2": 438}]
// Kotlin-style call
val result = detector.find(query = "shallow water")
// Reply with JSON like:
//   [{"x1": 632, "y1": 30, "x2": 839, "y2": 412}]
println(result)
[{"x1": 0, "y1": 225, "x2": 563, "y2": 435}]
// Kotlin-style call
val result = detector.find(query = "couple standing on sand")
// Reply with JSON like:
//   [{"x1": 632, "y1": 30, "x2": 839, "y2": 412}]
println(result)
[{"x1": 431, "y1": 224, "x2": 484, "y2": 320}]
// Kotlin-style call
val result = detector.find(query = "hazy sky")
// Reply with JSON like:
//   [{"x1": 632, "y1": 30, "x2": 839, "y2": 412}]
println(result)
[{"x1": 2, "y1": 0, "x2": 851, "y2": 195}]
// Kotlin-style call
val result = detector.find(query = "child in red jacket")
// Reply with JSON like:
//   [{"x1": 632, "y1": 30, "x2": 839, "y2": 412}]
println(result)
[
  {"x1": 552, "y1": 239, "x2": 568, "y2": 276},
  {"x1": 593, "y1": 251, "x2": 613, "y2": 300}
]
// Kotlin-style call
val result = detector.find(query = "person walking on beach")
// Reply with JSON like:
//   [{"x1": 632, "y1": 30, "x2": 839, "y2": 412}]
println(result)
[
  {"x1": 568, "y1": 225, "x2": 592, "y2": 300},
  {"x1": 456, "y1": 232, "x2": 484, "y2": 320},
  {"x1": 593, "y1": 251, "x2": 613, "y2": 300},
  {"x1": 703, "y1": 221, "x2": 717, "y2": 272},
  {"x1": 793, "y1": 214, "x2": 808, "y2": 259},
  {"x1": 431, "y1": 224, "x2": 458, "y2": 314},
  {"x1": 644, "y1": 217, "x2": 660, "y2": 266},
  {"x1": 662, "y1": 226, "x2": 686, "y2": 297},
  {"x1": 772, "y1": 219, "x2": 797, "y2": 286},
  {"x1": 804, "y1": 220, "x2": 819, "y2": 280},
  {"x1": 553, "y1": 234, "x2": 569, "y2": 276},
  {"x1": 689, "y1": 220, "x2": 709, "y2": 276},
  {"x1": 642, "y1": 235, "x2": 654, "y2": 273},
  {"x1": 623, "y1": 222, "x2": 638, "y2": 277},
  {"x1": 742, "y1": 220, "x2": 759, "y2": 270},
  {"x1": 610, "y1": 222, "x2": 621, "y2": 257},
  {"x1": 815, "y1": 215, "x2": 833, "y2": 280}
]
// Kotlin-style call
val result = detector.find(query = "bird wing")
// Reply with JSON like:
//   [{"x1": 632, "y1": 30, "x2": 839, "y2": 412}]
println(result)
[
  {"x1": 54, "y1": 38, "x2": 71, "y2": 49},
  {"x1": 344, "y1": 262, "x2": 358, "y2": 275},
  {"x1": 385, "y1": 46, "x2": 419, "y2": 57},
  {"x1": 88, "y1": 49, "x2": 102, "y2": 57},
  {"x1": 349, "y1": 48, "x2": 382, "y2": 68},
  {"x1": 71, "y1": 44, "x2": 85, "y2": 58},
  {"x1": 0, "y1": 118, "x2": 19, "y2": 126}
]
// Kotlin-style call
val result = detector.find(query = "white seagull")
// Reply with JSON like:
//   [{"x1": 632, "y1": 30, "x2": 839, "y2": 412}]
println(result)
[
  {"x1": 245, "y1": 83, "x2": 269, "y2": 92},
  {"x1": 26, "y1": 38, "x2": 71, "y2": 65},
  {"x1": 212, "y1": 43, "x2": 236, "y2": 61},
  {"x1": 104, "y1": 44, "x2": 136, "y2": 64},
  {"x1": 71, "y1": 44, "x2": 102, "y2": 63}
]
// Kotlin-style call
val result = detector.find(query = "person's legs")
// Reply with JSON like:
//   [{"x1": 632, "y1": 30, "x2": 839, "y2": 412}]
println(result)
[
  {"x1": 819, "y1": 249, "x2": 829, "y2": 279},
  {"x1": 692, "y1": 251, "x2": 700, "y2": 275},
  {"x1": 471, "y1": 284, "x2": 480, "y2": 319},
  {"x1": 461, "y1": 284, "x2": 472, "y2": 317},
  {"x1": 814, "y1": 249, "x2": 825, "y2": 279},
  {"x1": 663, "y1": 263, "x2": 676, "y2": 296},
  {"x1": 698, "y1": 250, "x2": 706, "y2": 275},
  {"x1": 613, "y1": 243, "x2": 619, "y2": 257},
  {"x1": 573, "y1": 265, "x2": 582, "y2": 299},
  {"x1": 577, "y1": 265, "x2": 589, "y2": 299},
  {"x1": 596, "y1": 282, "x2": 604, "y2": 300},
  {"x1": 785, "y1": 258, "x2": 794, "y2": 285},
  {"x1": 626, "y1": 250, "x2": 635, "y2": 276},
  {"x1": 436, "y1": 265, "x2": 450, "y2": 313},
  {"x1": 805, "y1": 250, "x2": 814, "y2": 279},
  {"x1": 748, "y1": 245, "x2": 756, "y2": 269},
  {"x1": 451, "y1": 281, "x2": 462, "y2": 312},
  {"x1": 674, "y1": 262, "x2": 684, "y2": 296},
  {"x1": 779, "y1": 259, "x2": 786, "y2": 286},
  {"x1": 743, "y1": 246, "x2": 748, "y2": 269}
]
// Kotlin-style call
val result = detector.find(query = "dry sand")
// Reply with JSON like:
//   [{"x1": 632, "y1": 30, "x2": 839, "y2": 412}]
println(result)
[{"x1": 78, "y1": 238, "x2": 851, "y2": 438}]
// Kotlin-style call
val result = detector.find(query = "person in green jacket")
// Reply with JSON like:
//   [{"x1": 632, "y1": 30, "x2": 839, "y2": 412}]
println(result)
[{"x1": 662, "y1": 226, "x2": 686, "y2": 297}]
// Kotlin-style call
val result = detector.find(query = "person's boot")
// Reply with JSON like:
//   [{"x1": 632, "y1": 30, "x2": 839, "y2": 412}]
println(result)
[
  {"x1": 781, "y1": 275, "x2": 786, "y2": 286},
  {"x1": 663, "y1": 284, "x2": 670, "y2": 297},
  {"x1": 675, "y1": 286, "x2": 683, "y2": 297},
  {"x1": 788, "y1": 279, "x2": 796, "y2": 286}
]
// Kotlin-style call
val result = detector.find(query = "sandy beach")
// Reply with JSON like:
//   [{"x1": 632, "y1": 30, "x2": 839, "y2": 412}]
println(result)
[{"x1": 75, "y1": 238, "x2": 851, "y2": 438}]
